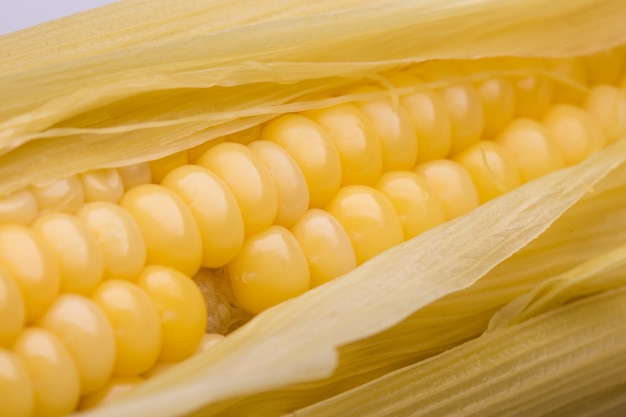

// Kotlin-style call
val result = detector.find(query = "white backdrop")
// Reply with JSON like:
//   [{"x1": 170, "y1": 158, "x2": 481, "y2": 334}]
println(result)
[{"x1": 0, "y1": 0, "x2": 117, "y2": 35}]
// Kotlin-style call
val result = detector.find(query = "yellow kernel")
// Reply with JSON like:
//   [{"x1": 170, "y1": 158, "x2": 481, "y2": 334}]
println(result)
[
  {"x1": 543, "y1": 104, "x2": 606, "y2": 166},
  {"x1": 0, "y1": 349, "x2": 33, "y2": 417},
  {"x1": 415, "y1": 160, "x2": 479, "y2": 220},
  {"x1": 79, "y1": 376, "x2": 143, "y2": 411},
  {"x1": 417, "y1": 61, "x2": 484, "y2": 154},
  {"x1": 548, "y1": 57, "x2": 588, "y2": 105},
  {"x1": 351, "y1": 85, "x2": 418, "y2": 171},
  {"x1": 509, "y1": 58, "x2": 554, "y2": 119},
  {"x1": 30, "y1": 176, "x2": 84, "y2": 214},
  {"x1": 304, "y1": 103, "x2": 383, "y2": 186},
  {"x1": 13, "y1": 328, "x2": 80, "y2": 417},
  {"x1": 584, "y1": 85, "x2": 626, "y2": 143},
  {"x1": 92, "y1": 280, "x2": 161, "y2": 377},
  {"x1": 161, "y1": 165, "x2": 244, "y2": 268},
  {"x1": 248, "y1": 140, "x2": 310, "y2": 227},
  {"x1": 197, "y1": 142, "x2": 277, "y2": 236},
  {"x1": 76, "y1": 202, "x2": 147, "y2": 280},
  {"x1": 149, "y1": 151, "x2": 188, "y2": 183},
  {"x1": 228, "y1": 225, "x2": 310, "y2": 314},
  {"x1": 585, "y1": 47, "x2": 626, "y2": 85},
  {"x1": 120, "y1": 184, "x2": 202, "y2": 276},
  {"x1": 376, "y1": 171, "x2": 446, "y2": 239},
  {"x1": 37, "y1": 294, "x2": 116, "y2": 395},
  {"x1": 494, "y1": 119, "x2": 565, "y2": 182},
  {"x1": 117, "y1": 163, "x2": 152, "y2": 190},
  {"x1": 461, "y1": 58, "x2": 516, "y2": 138},
  {"x1": 0, "y1": 190, "x2": 38, "y2": 226},
  {"x1": 136, "y1": 265, "x2": 207, "y2": 362},
  {"x1": 261, "y1": 114, "x2": 342, "y2": 208},
  {"x1": 0, "y1": 226, "x2": 59, "y2": 322},
  {"x1": 454, "y1": 141, "x2": 522, "y2": 203},
  {"x1": 387, "y1": 73, "x2": 452, "y2": 161},
  {"x1": 290, "y1": 209, "x2": 357, "y2": 288},
  {"x1": 79, "y1": 169, "x2": 124, "y2": 203},
  {"x1": 0, "y1": 268, "x2": 25, "y2": 347},
  {"x1": 32, "y1": 213, "x2": 104, "y2": 295},
  {"x1": 326, "y1": 186, "x2": 403, "y2": 265}
]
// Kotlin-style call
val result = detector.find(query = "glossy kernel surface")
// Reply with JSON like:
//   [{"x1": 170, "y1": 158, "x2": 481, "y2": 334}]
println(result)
[
  {"x1": 0, "y1": 225, "x2": 60, "y2": 322},
  {"x1": 228, "y1": 226, "x2": 310, "y2": 314},
  {"x1": 376, "y1": 171, "x2": 446, "y2": 239},
  {"x1": 415, "y1": 160, "x2": 479, "y2": 220},
  {"x1": 13, "y1": 328, "x2": 80, "y2": 417},
  {"x1": 0, "y1": 349, "x2": 33, "y2": 417},
  {"x1": 120, "y1": 184, "x2": 202, "y2": 276},
  {"x1": 495, "y1": 119, "x2": 565, "y2": 182},
  {"x1": 261, "y1": 114, "x2": 342, "y2": 208},
  {"x1": 326, "y1": 185, "x2": 403, "y2": 265},
  {"x1": 92, "y1": 280, "x2": 161, "y2": 377},
  {"x1": 0, "y1": 268, "x2": 25, "y2": 346},
  {"x1": 76, "y1": 202, "x2": 147, "y2": 280},
  {"x1": 162, "y1": 165, "x2": 244, "y2": 268},
  {"x1": 454, "y1": 141, "x2": 522, "y2": 203},
  {"x1": 32, "y1": 213, "x2": 104, "y2": 295},
  {"x1": 37, "y1": 294, "x2": 116, "y2": 395},
  {"x1": 136, "y1": 265, "x2": 207, "y2": 362},
  {"x1": 291, "y1": 209, "x2": 357, "y2": 288},
  {"x1": 305, "y1": 103, "x2": 383, "y2": 186},
  {"x1": 197, "y1": 142, "x2": 277, "y2": 236},
  {"x1": 248, "y1": 140, "x2": 310, "y2": 227},
  {"x1": 352, "y1": 85, "x2": 418, "y2": 171}
]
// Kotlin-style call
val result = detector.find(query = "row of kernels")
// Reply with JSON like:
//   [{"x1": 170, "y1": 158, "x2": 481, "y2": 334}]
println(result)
[
  {"x1": 0, "y1": 265, "x2": 207, "y2": 417},
  {"x1": 0, "y1": 163, "x2": 152, "y2": 227},
  {"x1": 219, "y1": 61, "x2": 626, "y2": 314}
]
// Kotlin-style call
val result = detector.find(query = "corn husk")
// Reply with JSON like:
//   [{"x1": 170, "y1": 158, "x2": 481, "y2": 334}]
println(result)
[{"x1": 1, "y1": 1, "x2": 626, "y2": 416}]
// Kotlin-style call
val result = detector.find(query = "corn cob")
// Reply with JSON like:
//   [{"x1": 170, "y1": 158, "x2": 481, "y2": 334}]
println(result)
[
  {"x1": 1, "y1": 46, "x2": 626, "y2": 416},
  {"x1": 2, "y1": 0, "x2": 626, "y2": 415}
]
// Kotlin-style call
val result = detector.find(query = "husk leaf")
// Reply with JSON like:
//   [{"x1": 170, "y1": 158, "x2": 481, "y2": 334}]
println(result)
[{"x1": 290, "y1": 286, "x2": 626, "y2": 417}]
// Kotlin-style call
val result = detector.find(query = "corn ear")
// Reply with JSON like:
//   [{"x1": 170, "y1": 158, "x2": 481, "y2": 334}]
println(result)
[{"x1": 1, "y1": 1, "x2": 626, "y2": 417}]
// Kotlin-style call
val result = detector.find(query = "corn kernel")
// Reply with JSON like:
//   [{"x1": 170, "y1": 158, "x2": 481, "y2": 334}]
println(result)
[
  {"x1": 38, "y1": 294, "x2": 116, "y2": 395},
  {"x1": 120, "y1": 184, "x2": 202, "y2": 277},
  {"x1": 415, "y1": 160, "x2": 480, "y2": 220},
  {"x1": 261, "y1": 114, "x2": 342, "y2": 208},
  {"x1": 0, "y1": 349, "x2": 33, "y2": 417},
  {"x1": 326, "y1": 185, "x2": 403, "y2": 265},
  {"x1": 32, "y1": 213, "x2": 104, "y2": 295},
  {"x1": 161, "y1": 165, "x2": 244, "y2": 268},
  {"x1": 136, "y1": 265, "x2": 207, "y2": 362},
  {"x1": 291, "y1": 209, "x2": 357, "y2": 288},
  {"x1": 305, "y1": 103, "x2": 383, "y2": 186},
  {"x1": 228, "y1": 226, "x2": 310, "y2": 314},
  {"x1": 76, "y1": 202, "x2": 147, "y2": 281},
  {"x1": 92, "y1": 280, "x2": 161, "y2": 377},
  {"x1": 376, "y1": 171, "x2": 446, "y2": 239},
  {"x1": 0, "y1": 268, "x2": 25, "y2": 346},
  {"x1": 13, "y1": 328, "x2": 80, "y2": 417},
  {"x1": 0, "y1": 226, "x2": 60, "y2": 322},
  {"x1": 197, "y1": 142, "x2": 278, "y2": 236}
]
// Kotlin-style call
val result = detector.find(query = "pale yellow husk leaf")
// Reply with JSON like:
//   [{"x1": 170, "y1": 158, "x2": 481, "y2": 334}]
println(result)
[
  {"x1": 1, "y1": 0, "x2": 626, "y2": 194},
  {"x1": 290, "y1": 286, "x2": 626, "y2": 417},
  {"x1": 1, "y1": 1, "x2": 625, "y2": 416}
]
